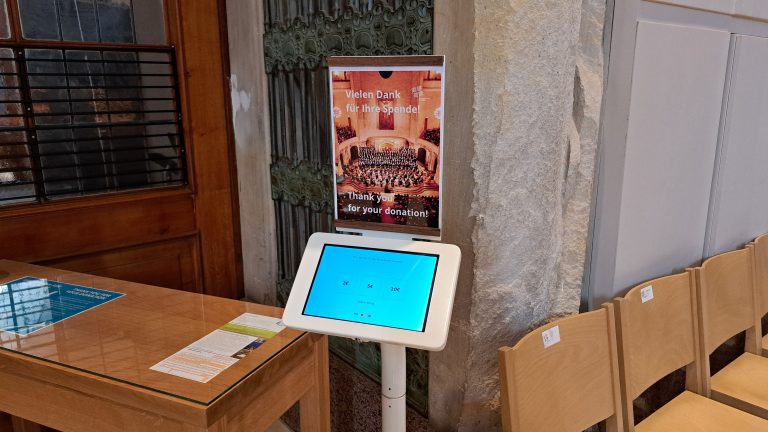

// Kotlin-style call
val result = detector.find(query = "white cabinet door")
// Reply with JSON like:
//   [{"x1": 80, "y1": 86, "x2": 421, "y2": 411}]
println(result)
[
  {"x1": 705, "y1": 34, "x2": 768, "y2": 256},
  {"x1": 611, "y1": 21, "x2": 730, "y2": 293}
]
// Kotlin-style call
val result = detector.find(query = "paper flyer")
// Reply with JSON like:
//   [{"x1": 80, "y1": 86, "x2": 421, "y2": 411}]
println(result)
[
  {"x1": 150, "y1": 313, "x2": 285, "y2": 383},
  {"x1": 0, "y1": 277, "x2": 125, "y2": 336}
]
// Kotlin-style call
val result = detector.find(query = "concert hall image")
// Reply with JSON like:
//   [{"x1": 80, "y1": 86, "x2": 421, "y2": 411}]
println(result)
[{"x1": 331, "y1": 69, "x2": 442, "y2": 229}]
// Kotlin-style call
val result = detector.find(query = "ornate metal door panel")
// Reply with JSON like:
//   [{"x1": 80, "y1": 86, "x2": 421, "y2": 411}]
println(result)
[{"x1": 263, "y1": 0, "x2": 434, "y2": 414}]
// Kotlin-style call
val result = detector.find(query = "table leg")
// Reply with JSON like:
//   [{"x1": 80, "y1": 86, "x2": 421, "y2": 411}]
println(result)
[
  {"x1": 9, "y1": 417, "x2": 41, "y2": 432},
  {"x1": 300, "y1": 335, "x2": 330, "y2": 432},
  {"x1": 0, "y1": 412, "x2": 11, "y2": 432}
]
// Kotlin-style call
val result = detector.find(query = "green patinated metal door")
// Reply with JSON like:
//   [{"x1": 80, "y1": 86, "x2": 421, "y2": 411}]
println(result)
[{"x1": 263, "y1": 0, "x2": 434, "y2": 414}]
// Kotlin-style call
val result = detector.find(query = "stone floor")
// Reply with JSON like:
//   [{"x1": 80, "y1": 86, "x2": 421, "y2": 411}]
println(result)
[{"x1": 282, "y1": 353, "x2": 433, "y2": 432}]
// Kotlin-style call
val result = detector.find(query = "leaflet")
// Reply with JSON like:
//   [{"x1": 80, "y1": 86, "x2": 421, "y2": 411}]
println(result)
[
  {"x1": 0, "y1": 277, "x2": 125, "y2": 336},
  {"x1": 150, "y1": 313, "x2": 285, "y2": 383}
]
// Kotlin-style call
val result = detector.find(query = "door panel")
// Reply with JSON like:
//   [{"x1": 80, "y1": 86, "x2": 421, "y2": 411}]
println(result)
[
  {"x1": 612, "y1": 21, "x2": 730, "y2": 292},
  {"x1": 0, "y1": 191, "x2": 196, "y2": 262},
  {"x1": 704, "y1": 34, "x2": 768, "y2": 257},
  {"x1": 0, "y1": 0, "x2": 241, "y2": 299},
  {"x1": 43, "y1": 236, "x2": 201, "y2": 293}
]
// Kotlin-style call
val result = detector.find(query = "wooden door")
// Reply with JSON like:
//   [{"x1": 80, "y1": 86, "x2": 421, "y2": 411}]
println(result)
[{"x1": 0, "y1": 0, "x2": 242, "y2": 299}]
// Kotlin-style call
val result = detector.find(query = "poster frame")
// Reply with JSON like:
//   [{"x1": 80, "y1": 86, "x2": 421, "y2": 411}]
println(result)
[{"x1": 328, "y1": 55, "x2": 446, "y2": 239}]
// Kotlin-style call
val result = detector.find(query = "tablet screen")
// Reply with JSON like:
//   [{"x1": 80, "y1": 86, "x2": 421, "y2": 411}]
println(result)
[{"x1": 302, "y1": 244, "x2": 439, "y2": 332}]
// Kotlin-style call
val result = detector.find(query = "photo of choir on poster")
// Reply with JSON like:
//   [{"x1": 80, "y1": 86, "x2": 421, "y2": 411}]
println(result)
[{"x1": 330, "y1": 59, "x2": 445, "y2": 232}]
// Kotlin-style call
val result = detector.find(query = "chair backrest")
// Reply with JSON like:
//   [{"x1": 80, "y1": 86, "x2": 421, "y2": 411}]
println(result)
[
  {"x1": 695, "y1": 247, "x2": 760, "y2": 357},
  {"x1": 753, "y1": 234, "x2": 768, "y2": 317},
  {"x1": 614, "y1": 271, "x2": 701, "y2": 431},
  {"x1": 498, "y1": 305, "x2": 623, "y2": 432}
]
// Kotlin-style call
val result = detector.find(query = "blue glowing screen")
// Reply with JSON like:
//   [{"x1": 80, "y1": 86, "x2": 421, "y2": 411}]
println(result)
[{"x1": 302, "y1": 245, "x2": 439, "y2": 332}]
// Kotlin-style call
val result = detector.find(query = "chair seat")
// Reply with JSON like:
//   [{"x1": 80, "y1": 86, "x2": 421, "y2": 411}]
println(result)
[
  {"x1": 636, "y1": 390, "x2": 768, "y2": 431},
  {"x1": 711, "y1": 352, "x2": 768, "y2": 419}
]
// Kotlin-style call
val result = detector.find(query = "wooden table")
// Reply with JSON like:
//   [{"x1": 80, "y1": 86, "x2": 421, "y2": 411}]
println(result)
[{"x1": 0, "y1": 260, "x2": 330, "y2": 432}]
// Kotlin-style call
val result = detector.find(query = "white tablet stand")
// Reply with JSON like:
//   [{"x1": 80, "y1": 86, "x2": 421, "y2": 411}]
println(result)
[
  {"x1": 282, "y1": 230, "x2": 461, "y2": 432},
  {"x1": 380, "y1": 342, "x2": 407, "y2": 431}
]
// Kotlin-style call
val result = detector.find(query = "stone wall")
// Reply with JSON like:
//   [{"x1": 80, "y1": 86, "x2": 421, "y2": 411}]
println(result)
[
  {"x1": 436, "y1": 0, "x2": 606, "y2": 429},
  {"x1": 225, "y1": 0, "x2": 278, "y2": 304}
]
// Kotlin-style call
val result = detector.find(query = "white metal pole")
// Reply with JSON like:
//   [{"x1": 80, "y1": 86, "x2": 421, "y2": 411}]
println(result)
[{"x1": 380, "y1": 342, "x2": 407, "y2": 432}]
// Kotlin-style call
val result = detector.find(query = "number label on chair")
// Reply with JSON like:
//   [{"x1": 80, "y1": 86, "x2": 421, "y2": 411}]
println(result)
[
  {"x1": 641, "y1": 285, "x2": 654, "y2": 303},
  {"x1": 542, "y1": 326, "x2": 561, "y2": 348}
]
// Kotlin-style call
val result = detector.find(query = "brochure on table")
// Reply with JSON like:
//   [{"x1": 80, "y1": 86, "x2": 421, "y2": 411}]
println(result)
[
  {"x1": 0, "y1": 277, "x2": 124, "y2": 336},
  {"x1": 150, "y1": 313, "x2": 285, "y2": 383}
]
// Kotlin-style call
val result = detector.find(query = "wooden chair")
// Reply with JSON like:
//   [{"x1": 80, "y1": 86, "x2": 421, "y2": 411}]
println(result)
[
  {"x1": 614, "y1": 271, "x2": 768, "y2": 431},
  {"x1": 695, "y1": 246, "x2": 768, "y2": 418},
  {"x1": 750, "y1": 233, "x2": 768, "y2": 356},
  {"x1": 497, "y1": 305, "x2": 623, "y2": 432}
]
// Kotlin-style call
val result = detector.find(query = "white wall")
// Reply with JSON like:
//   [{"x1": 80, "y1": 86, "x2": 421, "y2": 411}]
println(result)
[
  {"x1": 613, "y1": 21, "x2": 729, "y2": 291},
  {"x1": 705, "y1": 34, "x2": 768, "y2": 257},
  {"x1": 590, "y1": 0, "x2": 768, "y2": 305}
]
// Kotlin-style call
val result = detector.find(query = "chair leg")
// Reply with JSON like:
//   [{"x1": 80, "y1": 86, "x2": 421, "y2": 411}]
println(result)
[{"x1": 602, "y1": 414, "x2": 621, "y2": 432}]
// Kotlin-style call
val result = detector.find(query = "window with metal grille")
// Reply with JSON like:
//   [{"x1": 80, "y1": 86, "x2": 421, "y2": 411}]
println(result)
[{"x1": 0, "y1": 0, "x2": 186, "y2": 206}]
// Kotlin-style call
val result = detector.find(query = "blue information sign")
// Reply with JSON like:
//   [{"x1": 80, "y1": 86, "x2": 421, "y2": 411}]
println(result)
[{"x1": 0, "y1": 277, "x2": 125, "y2": 336}]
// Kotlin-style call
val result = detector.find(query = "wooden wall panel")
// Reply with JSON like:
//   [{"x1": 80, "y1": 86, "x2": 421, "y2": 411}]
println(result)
[
  {"x1": 172, "y1": 0, "x2": 242, "y2": 299},
  {"x1": 0, "y1": 1, "x2": 242, "y2": 300},
  {"x1": 0, "y1": 192, "x2": 196, "y2": 263},
  {"x1": 43, "y1": 237, "x2": 202, "y2": 293}
]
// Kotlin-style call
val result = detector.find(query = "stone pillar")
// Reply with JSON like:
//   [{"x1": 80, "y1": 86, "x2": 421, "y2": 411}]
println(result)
[
  {"x1": 225, "y1": 0, "x2": 278, "y2": 304},
  {"x1": 432, "y1": 0, "x2": 606, "y2": 430}
]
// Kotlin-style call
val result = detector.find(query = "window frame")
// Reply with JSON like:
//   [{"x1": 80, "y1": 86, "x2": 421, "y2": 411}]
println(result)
[{"x1": 0, "y1": 0, "x2": 193, "y2": 210}]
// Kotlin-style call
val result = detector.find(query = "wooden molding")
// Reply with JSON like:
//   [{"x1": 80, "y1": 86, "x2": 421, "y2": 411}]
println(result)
[
  {"x1": 173, "y1": 0, "x2": 242, "y2": 299},
  {"x1": 0, "y1": 193, "x2": 196, "y2": 262}
]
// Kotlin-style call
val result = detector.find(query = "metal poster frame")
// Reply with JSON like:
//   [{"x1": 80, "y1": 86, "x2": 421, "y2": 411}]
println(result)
[{"x1": 329, "y1": 56, "x2": 445, "y2": 240}]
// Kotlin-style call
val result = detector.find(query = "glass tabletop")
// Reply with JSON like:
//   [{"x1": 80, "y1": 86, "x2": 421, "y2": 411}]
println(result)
[{"x1": 0, "y1": 260, "x2": 305, "y2": 406}]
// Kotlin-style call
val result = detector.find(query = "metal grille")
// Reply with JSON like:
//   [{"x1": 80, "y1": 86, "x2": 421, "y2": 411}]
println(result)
[{"x1": 0, "y1": 45, "x2": 185, "y2": 205}]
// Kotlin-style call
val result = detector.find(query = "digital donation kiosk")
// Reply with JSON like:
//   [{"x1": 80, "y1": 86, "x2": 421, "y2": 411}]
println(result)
[{"x1": 283, "y1": 55, "x2": 459, "y2": 431}]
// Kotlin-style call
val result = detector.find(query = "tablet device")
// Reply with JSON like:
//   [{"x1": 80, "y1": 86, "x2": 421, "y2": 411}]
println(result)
[{"x1": 282, "y1": 232, "x2": 461, "y2": 350}]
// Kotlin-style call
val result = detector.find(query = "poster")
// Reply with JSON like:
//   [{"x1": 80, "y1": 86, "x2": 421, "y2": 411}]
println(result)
[
  {"x1": 0, "y1": 277, "x2": 125, "y2": 336},
  {"x1": 330, "y1": 56, "x2": 445, "y2": 236}
]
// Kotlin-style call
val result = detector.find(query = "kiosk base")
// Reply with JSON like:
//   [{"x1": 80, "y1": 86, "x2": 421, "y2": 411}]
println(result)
[
  {"x1": 381, "y1": 343, "x2": 407, "y2": 432},
  {"x1": 281, "y1": 231, "x2": 461, "y2": 431}
]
